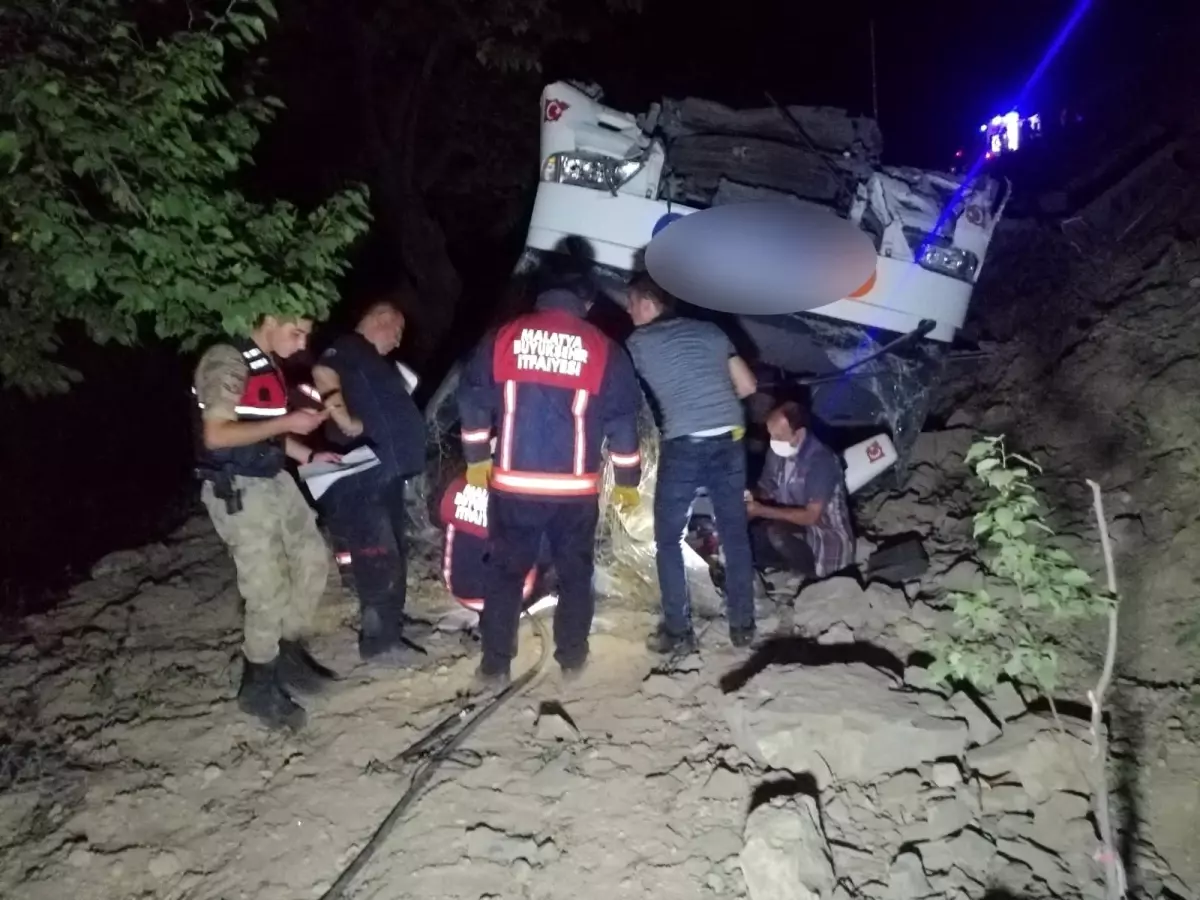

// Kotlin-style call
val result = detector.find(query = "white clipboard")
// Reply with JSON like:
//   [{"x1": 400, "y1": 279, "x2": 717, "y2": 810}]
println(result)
[{"x1": 298, "y1": 445, "x2": 381, "y2": 501}]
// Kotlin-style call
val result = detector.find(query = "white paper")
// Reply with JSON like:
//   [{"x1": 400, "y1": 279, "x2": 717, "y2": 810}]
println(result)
[
  {"x1": 396, "y1": 362, "x2": 419, "y2": 395},
  {"x1": 298, "y1": 445, "x2": 381, "y2": 501}
]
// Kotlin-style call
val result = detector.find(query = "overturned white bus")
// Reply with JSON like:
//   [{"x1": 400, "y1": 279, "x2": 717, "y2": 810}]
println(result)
[{"x1": 517, "y1": 80, "x2": 1010, "y2": 466}]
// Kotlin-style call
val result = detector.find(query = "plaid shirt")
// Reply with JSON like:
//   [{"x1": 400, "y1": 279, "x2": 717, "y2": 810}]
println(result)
[{"x1": 758, "y1": 436, "x2": 855, "y2": 577}]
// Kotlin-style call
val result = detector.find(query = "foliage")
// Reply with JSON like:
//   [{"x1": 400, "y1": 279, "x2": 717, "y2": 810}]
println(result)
[
  {"x1": 927, "y1": 436, "x2": 1113, "y2": 695},
  {"x1": 0, "y1": 0, "x2": 370, "y2": 394},
  {"x1": 465, "y1": 0, "x2": 644, "y2": 73},
  {"x1": 296, "y1": 0, "x2": 645, "y2": 204}
]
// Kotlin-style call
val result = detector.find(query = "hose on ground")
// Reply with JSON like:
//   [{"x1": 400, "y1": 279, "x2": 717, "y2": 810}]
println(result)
[{"x1": 317, "y1": 613, "x2": 552, "y2": 900}]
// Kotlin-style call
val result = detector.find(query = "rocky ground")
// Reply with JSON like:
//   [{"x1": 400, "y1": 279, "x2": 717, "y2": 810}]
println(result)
[{"x1": 1, "y1": 420, "x2": 1197, "y2": 900}]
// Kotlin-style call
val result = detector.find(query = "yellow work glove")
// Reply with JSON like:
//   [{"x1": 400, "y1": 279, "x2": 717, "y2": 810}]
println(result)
[
  {"x1": 612, "y1": 485, "x2": 640, "y2": 512},
  {"x1": 732, "y1": 425, "x2": 745, "y2": 441},
  {"x1": 465, "y1": 460, "x2": 493, "y2": 488}
]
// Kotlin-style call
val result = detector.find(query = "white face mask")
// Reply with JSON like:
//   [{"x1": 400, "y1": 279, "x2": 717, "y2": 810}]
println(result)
[{"x1": 771, "y1": 439, "x2": 800, "y2": 458}]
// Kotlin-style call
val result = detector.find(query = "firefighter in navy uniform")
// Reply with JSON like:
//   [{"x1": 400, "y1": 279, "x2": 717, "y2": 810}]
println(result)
[
  {"x1": 457, "y1": 285, "x2": 643, "y2": 688},
  {"x1": 192, "y1": 314, "x2": 341, "y2": 731}
]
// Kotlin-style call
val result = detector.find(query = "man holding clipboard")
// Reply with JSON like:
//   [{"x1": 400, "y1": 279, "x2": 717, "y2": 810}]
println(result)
[{"x1": 312, "y1": 298, "x2": 428, "y2": 664}]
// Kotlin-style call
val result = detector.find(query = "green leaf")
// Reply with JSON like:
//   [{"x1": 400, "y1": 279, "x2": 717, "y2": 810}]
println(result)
[
  {"x1": 0, "y1": 130, "x2": 21, "y2": 173},
  {"x1": 964, "y1": 441, "x2": 993, "y2": 465},
  {"x1": 0, "y1": 0, "x2": 369, "y2": 396},
  {"x1": 986, "y1": 470, "x2": 1017, "y2": 490},
  {"x1": 975, "y1": 458, "x2": 1000, "y2": 476},
  {"x1": 1060, "y1": 568, "x2": 1092, "y2": 587}
]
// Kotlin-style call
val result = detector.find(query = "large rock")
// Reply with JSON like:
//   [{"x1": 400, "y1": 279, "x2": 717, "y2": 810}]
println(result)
[
  {"x1": 725, "y1": 664, "x2": 969, "y2": 788},
  {"x1": 740, "y1": 796, "x2": 836, "y2": 900},
  {"x1": 965, "y1": 717, "x2": 1091, "y2": 803},
  {"x1": 791, "y1": 579, "x2": 911, "y2": 642}
]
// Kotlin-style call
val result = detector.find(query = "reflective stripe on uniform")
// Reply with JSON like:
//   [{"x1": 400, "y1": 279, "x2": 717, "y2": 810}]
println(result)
[
  {"x1": 442, "y1": 525, "x2": 457, "y2": 594},
  {"x1": 571, "y1": 389, "x2": 589, "y2": 476},
  {"x1": 241, "y1": 347, "x2": 272, "y2": 371},
  {"x1": 490, "y1": 468, "x2": 600, "y2": 496},
  {"x1": 336, "y1": 552, "x2": 352, "y2": 566},
  {"x1": 609, "y1": 449, "x2": 642, "y2": 467},
  {"x1": 462, "y1": 427, "x2": 492, "y2": 444},
  {"x1": 500, "y1": 380, "x2": 517, "y2": 470},
  {"x1": 298, "y1": 383, "x2": 321, "y2": 402},
  {"x1": 191, "y1": 377, "x2": 286, "y2": 416},
  {"x1": 195, "y1": 399, "x2": 287, "y2": 417}
]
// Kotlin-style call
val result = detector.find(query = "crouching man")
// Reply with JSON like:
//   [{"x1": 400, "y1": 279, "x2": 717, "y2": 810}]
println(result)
[
  {"x1": 746, "y1": 400, "x2": 855, "y2": 580},
  {"x1": 439, "y1": 473, "x2": 538, "y2": 614},
  {"x1": 193, "y1": 314, "x2": 340, "y2": 732}
]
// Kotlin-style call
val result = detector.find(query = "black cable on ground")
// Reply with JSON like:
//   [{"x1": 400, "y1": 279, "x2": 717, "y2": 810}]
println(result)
[{"x1": 317, "y1": 614, "x2": 552, "y2": 900}]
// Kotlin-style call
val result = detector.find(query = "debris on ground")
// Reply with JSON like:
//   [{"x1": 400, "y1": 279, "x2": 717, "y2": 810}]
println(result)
[{"x1": 1, "y1": 470, "x2": 1195, "y2": 899}]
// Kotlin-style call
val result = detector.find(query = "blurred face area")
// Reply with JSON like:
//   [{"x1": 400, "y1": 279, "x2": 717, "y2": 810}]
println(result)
[
  {"x1": 361, "y1": 305, "x2": 406, "y2": 355},
  {"x1": 263, "y1": 317, "x2": 313, "y2": 359},
  {"x1": 628, "y1": 290, "x2": 660, "y2": 327}
]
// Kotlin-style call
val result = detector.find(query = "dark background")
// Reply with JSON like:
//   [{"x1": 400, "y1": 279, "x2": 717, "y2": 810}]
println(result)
[{"x1": 0, "y1": 0, "x2": 1192, "y2": 607}]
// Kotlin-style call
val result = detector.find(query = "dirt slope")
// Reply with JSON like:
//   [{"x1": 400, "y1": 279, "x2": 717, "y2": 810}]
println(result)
[{"x1": 1, "y1": 481, "x2": 1195, "y2": 900}]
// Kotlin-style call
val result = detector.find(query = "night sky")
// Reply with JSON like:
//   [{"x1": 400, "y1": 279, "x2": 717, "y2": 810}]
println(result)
[{"x1": 555, "y1": 0, "x2": 1155, "y2": 167}]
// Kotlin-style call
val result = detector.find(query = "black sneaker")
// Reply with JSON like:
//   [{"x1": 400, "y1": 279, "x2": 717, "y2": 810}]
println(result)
[
  {"x1": 646, "y1": 627, "x2": 698, "y2": 656},
  {"x1": 277, "y1": 639, "x2": 338, "y2": 694},
  {"x1": 238, "y1": 658, "x2": 306, "y2": 731},
  {"x1": 729, "y1": 626, "x2": 757, "y2": 649}
]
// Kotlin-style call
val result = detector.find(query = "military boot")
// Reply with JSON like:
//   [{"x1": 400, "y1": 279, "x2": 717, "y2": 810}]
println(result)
[
  {"x1": 278, "y1": 639, "x2": 338, "y2": 695},
  {"x1": 238, "y1": 657, "x2": 306, "y2": 731}
]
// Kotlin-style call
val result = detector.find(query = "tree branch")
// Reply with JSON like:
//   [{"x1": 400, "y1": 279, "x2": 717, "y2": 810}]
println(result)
[
  {"x1": 1086, "y1": 477, "x2": 1127, "y2": 900},
  {"x1": 397, "y1": 32, "x2": 447, "y2": 191}
]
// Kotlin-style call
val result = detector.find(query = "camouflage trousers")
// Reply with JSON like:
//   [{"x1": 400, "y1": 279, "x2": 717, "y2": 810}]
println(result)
[{"x1": 201, "y1": 471, "x2": 330, "y2": 664}]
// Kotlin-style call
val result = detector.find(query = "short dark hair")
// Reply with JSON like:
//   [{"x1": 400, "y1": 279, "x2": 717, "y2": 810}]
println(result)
[
  {"x1": 774, "y1": 400, "x2": 810, "y2": 432},
  {"x1": 628, "y1": 271, "x2": 676, "y2": 313},
  {"x1": 254, "y1": 312, "x2": 311, "y2": 328},
  {"x1": 358, "y1": 295, "x2": 408, "y2": 323}
]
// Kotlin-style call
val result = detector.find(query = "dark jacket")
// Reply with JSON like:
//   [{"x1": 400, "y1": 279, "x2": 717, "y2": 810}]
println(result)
[
  {"x1": 457, "y1": 289, "x2": 642, "y2": 500},
  {"x1": 319, "y1": 332, "x2": 427, "y2": 481}
]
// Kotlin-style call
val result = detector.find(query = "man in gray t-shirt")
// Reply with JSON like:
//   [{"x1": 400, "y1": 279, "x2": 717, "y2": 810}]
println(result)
[{"x1": 625, "y1": 274, "x2": 759, "y2": 652}]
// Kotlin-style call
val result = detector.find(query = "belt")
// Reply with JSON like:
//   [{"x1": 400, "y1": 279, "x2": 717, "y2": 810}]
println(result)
[{"x1": 672, "y1": 431, "x2": 736, "y2": 444}]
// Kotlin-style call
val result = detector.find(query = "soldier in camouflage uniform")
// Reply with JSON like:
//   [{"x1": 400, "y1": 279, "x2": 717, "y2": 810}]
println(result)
[{"x1": 193, "y1": 314, "x2": 340, "y2": 731}]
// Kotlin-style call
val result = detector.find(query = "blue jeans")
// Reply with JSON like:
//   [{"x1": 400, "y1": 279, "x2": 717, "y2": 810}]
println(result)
[{"x1": 654, "y1": 435, "x2": 755, "y2": 635}]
